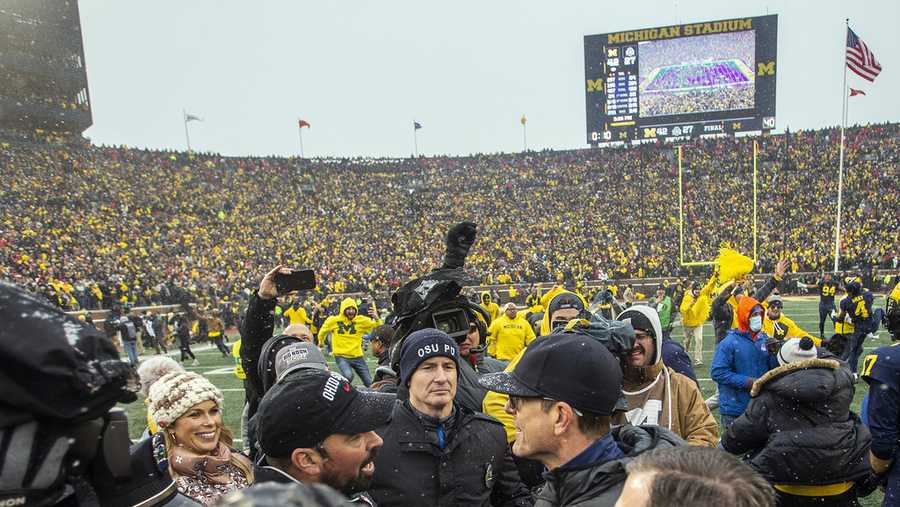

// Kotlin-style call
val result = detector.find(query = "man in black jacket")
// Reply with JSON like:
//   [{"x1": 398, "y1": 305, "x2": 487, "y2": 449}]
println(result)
[
  {"x1": 722, "y1": 337, "x2": 871, "y2": 505},
  {"x1": 480, "y1": 332, "x2": 684, "y2": 507},
  {"x1": 369, "y1": 329, "x2": 533, "y2": 507}
]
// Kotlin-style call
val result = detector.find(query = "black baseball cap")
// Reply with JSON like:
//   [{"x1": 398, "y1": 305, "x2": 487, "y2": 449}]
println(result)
[
  {"x1": 257, "y1": 370, "x2": 395, "y2": 457},
  {"x1": 478, "y1": 332, "x2": 623, "y2": 416}
]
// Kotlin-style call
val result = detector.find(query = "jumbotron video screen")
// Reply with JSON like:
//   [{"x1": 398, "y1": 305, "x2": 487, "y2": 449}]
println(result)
[{"x1": 584, "y1": 15, "x2": 777, "y2": 144}]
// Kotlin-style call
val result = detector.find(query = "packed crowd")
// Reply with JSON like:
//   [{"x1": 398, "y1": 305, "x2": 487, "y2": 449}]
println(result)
[
  {"x1": 1, "y1": 124, "x2": 897, "y2": 312},
  {"x1": 641, "y1": 83, "x2": 755, "y2": 116},
  {"x1": 4, "y1": 220, "x2": 900, "y2": 507}
]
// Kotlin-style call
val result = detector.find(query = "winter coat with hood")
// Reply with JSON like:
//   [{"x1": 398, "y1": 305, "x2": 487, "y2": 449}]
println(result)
[
  {"x1": 722, "y1": 357, "x2": 870, "y2": 495},
  {"x1": 316, "y1": 298, "x2": 380, "y2": 359},
  {"x1": 710, "y1": 296, "x2": 778, "y2": 417},
  {"x1": 613, "y1": 306, "x2": 718, "y2": 447},
  {"x1": 535, "y1": 425, "x2": 685, "y2": 507}
]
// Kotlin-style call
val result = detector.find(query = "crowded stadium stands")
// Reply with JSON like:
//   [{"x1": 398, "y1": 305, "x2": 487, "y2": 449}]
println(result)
[{"x1": 2, "y1": 123, "x2": 897, "y2": 311}]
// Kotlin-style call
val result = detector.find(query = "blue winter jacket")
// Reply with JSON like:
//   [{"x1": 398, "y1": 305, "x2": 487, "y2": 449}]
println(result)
[{"x1": 710, "y1": 329, "x2": 776, "y2": 416}]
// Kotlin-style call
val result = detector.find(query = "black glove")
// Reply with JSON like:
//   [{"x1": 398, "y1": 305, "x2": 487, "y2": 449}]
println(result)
[
  {"x1": 442, "y1": 222, "x2": 477, "y2": 269},
  {"x1": 856, "y1": 471, "x2": 887, "y2": 497}
]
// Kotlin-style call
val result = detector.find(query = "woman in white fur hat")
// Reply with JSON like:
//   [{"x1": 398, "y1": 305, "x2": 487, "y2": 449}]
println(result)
[{"x1": 148, "y1": 371, "x2": 253, "y2": 505}]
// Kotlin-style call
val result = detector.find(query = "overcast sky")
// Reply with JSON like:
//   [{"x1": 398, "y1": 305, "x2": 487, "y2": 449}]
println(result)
[{"x1": 77, "y1": 0, "x2": 899, "y2": 158}]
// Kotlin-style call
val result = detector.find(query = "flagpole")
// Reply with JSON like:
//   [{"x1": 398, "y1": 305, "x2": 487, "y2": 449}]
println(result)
[
  {"x1": 183, "y1": 109, "x2": 192, "y2": 152},
  {"x1": 522, "y1": 122, "x2": 527, "y2": 151},
  {"x1": 413, "y1": 122, "x2": 419, "y2": 157},
  {"x1": 297, "y1": 120, "x2": 305, "y2": 158},
  {"x1": 833, "y1": 18, "x2": 849, "y2": 273}
]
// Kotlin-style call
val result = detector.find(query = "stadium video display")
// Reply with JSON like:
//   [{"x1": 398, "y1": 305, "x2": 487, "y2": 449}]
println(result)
[{"x1": 584, "y1": 15, "x2": 777, "y2": 144}]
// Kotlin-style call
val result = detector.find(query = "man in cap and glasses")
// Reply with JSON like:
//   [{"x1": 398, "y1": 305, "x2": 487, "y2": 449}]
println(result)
[{"x1": 479, "y1": 332, "x2": 684, "y2": 506}]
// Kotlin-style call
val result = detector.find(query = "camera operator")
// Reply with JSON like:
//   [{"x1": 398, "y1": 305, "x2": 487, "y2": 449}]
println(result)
[
  {"x1": 387, "y1": 222, "x2": 494, "y2": 411},
  {"x1": 0, "y1": 281, "x2": 200, "y2": 506}
]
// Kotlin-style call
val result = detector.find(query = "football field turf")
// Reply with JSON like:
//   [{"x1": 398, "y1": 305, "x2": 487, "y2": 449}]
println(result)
[{"x1": 124, "y1": 295, "x2": 891, "y2": 504}]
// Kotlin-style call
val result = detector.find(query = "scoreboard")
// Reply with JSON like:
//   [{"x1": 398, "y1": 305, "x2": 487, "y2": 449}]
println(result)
[{"x1": 584, "y1": 15, "x2": 777, "y2": 144}]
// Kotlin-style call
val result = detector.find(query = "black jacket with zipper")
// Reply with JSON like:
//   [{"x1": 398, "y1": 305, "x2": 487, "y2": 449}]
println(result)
[
  {"x1": 722, "y1": 357, "x2": 870, "y2": 486},
  {"x1": 369, "y1": 400, "x2": 533, "y2": 507}
]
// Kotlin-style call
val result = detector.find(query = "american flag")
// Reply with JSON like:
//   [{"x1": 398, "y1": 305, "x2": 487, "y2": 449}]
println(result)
[{"x1": 846, "y1": 28, "x2": 881, "y2": 82}]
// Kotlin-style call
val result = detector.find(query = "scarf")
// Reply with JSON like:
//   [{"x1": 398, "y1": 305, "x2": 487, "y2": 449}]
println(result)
[{"x1": 170, "y1": 442, "x2": 235, "y2": 484}]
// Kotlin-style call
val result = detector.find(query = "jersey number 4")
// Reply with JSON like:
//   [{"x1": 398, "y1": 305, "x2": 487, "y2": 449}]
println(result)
[{"x1": 855, "y1": 300, "x2": 870, "y2": 319}]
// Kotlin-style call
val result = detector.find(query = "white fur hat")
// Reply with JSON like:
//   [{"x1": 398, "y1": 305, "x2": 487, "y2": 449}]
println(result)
[{"x1": 147, "y1": 371, "x2": 223, "y2": 429}]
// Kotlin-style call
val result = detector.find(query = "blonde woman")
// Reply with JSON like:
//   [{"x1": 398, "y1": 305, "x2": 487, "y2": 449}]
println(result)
[{"x1": 148, "y1": 371, "x2": 252, "y2": 505}]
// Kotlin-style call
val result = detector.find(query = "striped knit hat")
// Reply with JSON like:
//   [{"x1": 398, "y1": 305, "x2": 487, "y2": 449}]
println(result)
[{"x1": 147, "y1": 371, "x2": 224, "y2": 429}]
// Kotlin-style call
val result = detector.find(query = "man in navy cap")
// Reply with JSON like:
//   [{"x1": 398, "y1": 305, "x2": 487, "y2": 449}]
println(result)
[
  {"x1": 369, "y1": 328, "x2": 532, "y2": 507},
  {"x1": 480, "y1": 332, "x2": 684, "y2": 506}
]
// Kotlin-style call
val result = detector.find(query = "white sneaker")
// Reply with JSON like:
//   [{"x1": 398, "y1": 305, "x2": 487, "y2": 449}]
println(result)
[
  {"x1": 705, "y1": 396, "x2": 719, "y2": 410},
  {"x1": 192, "y1": 359, "x2": 200, "y2": 366}
]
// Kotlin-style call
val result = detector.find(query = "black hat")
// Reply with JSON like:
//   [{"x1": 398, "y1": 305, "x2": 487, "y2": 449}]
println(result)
[
  {"x1": 479, "y1": 333, "x2": 622, "y2": 416},
  {"x1": 547, "y1": 293, "x2": 585, "y2": 319},
  {"x1": 257, "y1": 370, "x2": 395, "y2": 457},
  {"x1": 398, "y1": 328, "x2": 459, "y2": 385}
]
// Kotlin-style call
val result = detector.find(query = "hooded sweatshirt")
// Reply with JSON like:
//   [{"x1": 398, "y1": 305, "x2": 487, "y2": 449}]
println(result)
[
  {"x1": 316, "y1": 298, "x2": 380, "y2": 359},
  {"x1": 679, "y1": 277, "x2": 715, "y2": 327},
  {"x1": 763, "y1": 312, "x2": 818, "y2": 346},
  {"x1": 539, "y1": 290, "x2": 588, "y2": 337},
  {"x1": 710, "y1": 297, "x2": 776, "y2": 417},
  {"x1": 480, "y1": 291, "x2": 500, "y2": 323},
  {"x1": 613, "y1": 306, "x2": 718, "y2": 447}
]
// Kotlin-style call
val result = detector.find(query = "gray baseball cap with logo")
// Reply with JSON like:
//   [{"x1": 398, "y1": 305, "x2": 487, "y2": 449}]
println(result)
[{"x1": 274, "y1": 342, "x2": 328, "y2": 384}]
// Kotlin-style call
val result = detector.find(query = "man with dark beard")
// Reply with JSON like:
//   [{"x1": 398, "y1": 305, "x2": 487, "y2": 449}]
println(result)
[{"x1": 254, "y1": 369, "x2": 395, "y2": 505}]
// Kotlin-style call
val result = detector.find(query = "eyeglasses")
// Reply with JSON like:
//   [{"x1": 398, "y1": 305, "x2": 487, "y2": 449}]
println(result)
[{"x1": 507, "y1": 396, "x2": 583, "y2": 417}]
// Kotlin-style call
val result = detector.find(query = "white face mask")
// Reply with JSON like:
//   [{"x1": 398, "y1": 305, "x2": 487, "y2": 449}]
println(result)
[{"x1": 749, "y1": 315, "x2": 763, "y2": 332}]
